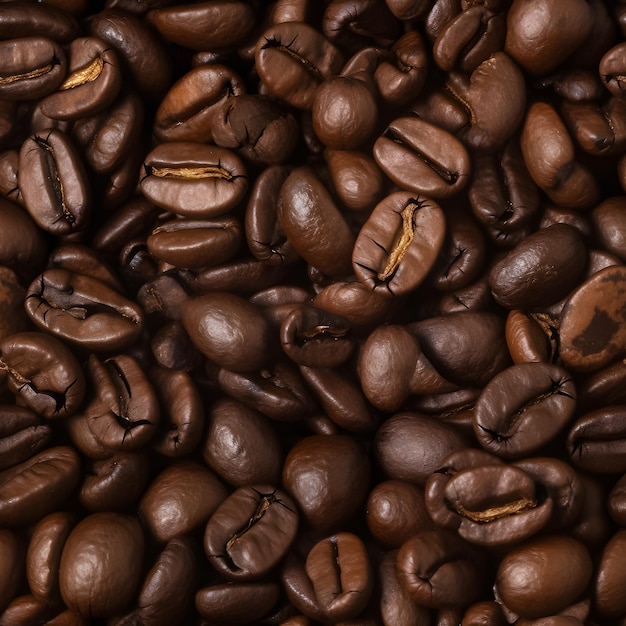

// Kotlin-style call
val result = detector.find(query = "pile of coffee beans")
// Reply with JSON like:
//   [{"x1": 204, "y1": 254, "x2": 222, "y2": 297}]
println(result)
[{"x1": 2, "y1": 0, "x2": 626, "y2": 623}]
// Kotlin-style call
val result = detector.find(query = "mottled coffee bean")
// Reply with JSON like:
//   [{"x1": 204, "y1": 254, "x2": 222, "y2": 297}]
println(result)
[
  {"x1": 375, "y1": 413, "x2": 469, "y2": 486},
  {"x1": 353, "y1": 192, "x2": 446, "y2": 297},
  {"x1": 366, "y1": 480, "x2": 432, "y2": 548},
  {"x1": 0, "y1": 332, "x2": 85, "y2": 419},
  {"x1": 0, "y1": 405, "x2": 51, "y2": 471},
  {"x1": 154, "y1": 64, "x2": 245, "y2": 144},
  {"x1": 397, "y1": 529, "x2": 485, "y2": 609},
  {"x1": 282, "y1": 435, "x2": 370, "y2": 532},
  {"x1": 559, "y1": 266, "x2": 626, "y2": 372},
  {"x1": 139, "y1": 461, "x2": 228, "y2": 543},
  {"x1": 39, "y1": 36, "x2": 121, "y2": 120},
  {"x1": 141, "y1": 142, "x2": 248, "y2": 218},
  {"x1": 26, "y1": 511, "x2": 74, "y2": 604},
  {"x1": 374, "y1": 116, "x2": 470, "y2": 198},
  {"x1": 473, "y1": 362, "x2": 576, "y2": 458},
  {"x1": 0, "y1": 37, "x2": 67, "y2": 101},
  {"x1": 204, "y1": 485, "x2": 298, "y2": 580},
  {"x1": 495, "y1": 535, "x2": 592, "y2": 619},
  {"x1": 0, "y1": 446, "x2": 80, "y2": 527},
  {"x1": 19, "y1": 129, "x2": 90, "y2": 235},
  {"x1": 304, "y1": 532, "x2": 372, "y2": 622},
  {"x1": 255, "y1": 22, "x2": 344, "y2": 110},
  {"x1": 505, "y1": 0, "x2": 593, "y2": 74},
  {"x1": 59, "y1": 513, "x2": 144, "y2": 619},
  {"x1": 203, "y1": 397, "x2": 282, "y2": 487}
]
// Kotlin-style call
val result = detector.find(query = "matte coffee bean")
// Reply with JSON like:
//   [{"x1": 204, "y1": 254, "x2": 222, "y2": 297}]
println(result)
[
  {"x1": 0, "y1": 37, "x2": 67, "y2": 101},
  {"x1": 0, "y1": 529, "x2": 22, "y2": 614},
  {"x1": 139, "y1": 461, "x2": 228, "y2": 543},
  {"x1": 473, "y1": 362, "x2": 576, "y2": 458},
  {"x1": 204, "y1": 485, "x2": 298, "y2": 580},
  {"x1": 282, "y1": 435, "x2": 370, "y2": 532},
  {"x1": 59, "y1": 513, "x2": 144, "y2": 619},
  {"x1": 373, "y1": 116, "x2": 470, "y2": 199},
  {"x1": 495, "y1": 535, "x2": 592, "y2": 620},
  {"x1": 19, "y1": 129, "x2": 90, "y2": 235},
  {"x1": 353, "y1": 192, "x2": 446, "y2": 297}
]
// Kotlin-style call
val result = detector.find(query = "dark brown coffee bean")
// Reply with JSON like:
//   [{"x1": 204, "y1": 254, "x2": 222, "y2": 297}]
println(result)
[
  {"x1": 374, "y1": 413, "x2": 469, "y2": 486},
  {"x1": 304, "y1": 532, "x2": 373, "y2": 622},
  {"x1": 559, "y1": 266, "x2": 626, "y2": 372},
  {"x1": 255, "y1": 22, "x2": 344, "y2": 110},
  {"x1": 396, "y1": 529, "x2": 486, "y2": 609},
  {"x1": 59, "y1": 513, "x2": 144, "y2": 619},
  {"x1": 0, "y1": 405, "x2": 51, "y2": 471},
  {"x1": 0, "y1": 2, "x2": 79, "y2": 42},
  {"x1": 203, "y1": 397, "x2": 282, "y2": 487},
  {"x1": 19, "y1": 129, "x2": 90, "y2": 235},
  {"x1": 148, "y1": 1, "x2": 256, "y2": 51},
  {"x1": 282, "y1": 434, "x2": 370, "y2": 532},
  {"x1": 505, "y1": 0, "x2": 593, "y2": 75},
  {"x1": 0, "y1": 446, "x2": 80, "y2": 527},
  {"x1": 0, "y1": 331, "x2": 85, "y2": 419},
  {"x1": 366, "y1": 480, "x2": 432, "y2": 548},
  {"x1": 374, "y1": 116, "x2": 470, "y2": 199},
  {"x1": 595, "y1": 530, "x2": 626, "y2": 618},
  {"x1": 0, "y1": 529, "x2": 22, "y2": 614},
  {"x1": 78, "y1": 451, "x2": 150, "y2": 513},
  {"x1": 39, "y1": 36, "x2": 121, "y2": 121},
  {"x1": 462, "y1": 601, "x2": 507, "y2": 626},
  {"x1": 353, "y1": 192, "x2": 446, "y2": 297},
  {"x1": 141, "y1": 142, "x2": 248, "y2": 219},
  {"x1": 204, "y1": 485, "x2": 298, "y2": 581},
  {"x1": 147, "y1": 215, "x2": 242, "y2": 270},
  {"x1": 154, "y1": 64, "x2": 245, "y2": 144},
  {"x1": 0, "y1": 37, "x2": 67, "y2": 101},
  {"x1": 495, "y1": 535, "x2": 592, "y2": 620},
  {"x1": 139, "y1": 461, "x2": 228, "y2": 543},
  {"x1": 195, "y1": 582, "x2": 280, "y2": 626},
  {"x1": 26, "y1": 511, "x2": 74, "y2": 605},
  {"x1": 591, "y1": 196, "x2": 626, "y2": 262},
  {"x1": 474, "y1": 362, "x2": 576, "y2": 458},
  {"x1": 600, "y1": 42, "x2": 626, "y2": 96},
  {"x1": 24, "y1": 269, "x2": 144, "y2": 352}
]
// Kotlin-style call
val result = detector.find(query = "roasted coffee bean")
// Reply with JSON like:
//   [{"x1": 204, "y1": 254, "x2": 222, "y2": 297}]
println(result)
[
  {"x1": 559, "y1": 265, "x2": 626, "y2": 372},
  {"x1": 396, "y1": 529, "x2": 486, "y2": 609},
  {"x1": 147, "y1": 215, "x2": 242, "y2": 270},
  {"x1": 0, "y1": 37, "x2": 67, "y2": 101},
  {"x1": 204, "y1": 485, "x2": 298, "y2": 580},
  {"x1": 203, "y1": 397, "x2": 282, "y2": 487},
  {"x1": 600, "y1": 42, "x2": 626, "y2": 96},
  {"x1": 283, "y1": 434, "x2": 370, "y2": 532},
  {"x1": 141, "y1": 142, "x2": 248, "y2": 218},
  {"x1": 139, "y1": 461, "x2": 228, "y2": 543},
  {"x1": 595, "y1": 530, "x2": 626, "y2": 618},
  {"x1": 0, "y1": 446, "x2": 80, "y2": 527},
  {"x1": 89, "y1": 8, "x2": 173, "y2": 98},
  {"x1": 39, "y1": 36, "x2": 121, "y2": 121},
  {"x1": 0, "y1": 2, "x2": 79, "y2": 42},
  {"x1": 278, "y1": 166, "x2": 355, "y2": 278},
  {"x1": 59, "y1": 512, "x2": 144, "y2": 619},
  {"x1": 255, "y1": 22, "x2": 344, "y2": 110},
  {"x1": 154, "y1": 64, "x2": 245, "y2": 144},
  {"x1": 0, "y1": 405, "x2": 52, "y2": 471},
  {"x1": 0, "y1": 267, "x2": 27, "y2": 344},
  {"x1": 19, "y1": 129, "x2": 90, "y2": 235},
  {"x1": 374, "y1": 116, "x2": 470, "y2": 198},
  {"x1": 0, "y1": 331, "x2": 85, "y2": 419},
  {"x1": 353, "y1": 192, "x2": 446, "y2": 297},
  {"x1": 26, "y1": 511, "x2": 74, "y2": 605},
  {"x1": 591, "y1": 196, "x2": 626, "y2": 261},
  {"x1": 24, "y1": 269, "x2": 144, "y2": 352},
  {"x1": 473, "y1": 362, "x2": 576, "y2": 458},
  {"x1": 0, "y1": 529, "x2": 22, "y2": 614},
  {"x1": 495, "y1": 535, "x2": 592, "y2": 620}
]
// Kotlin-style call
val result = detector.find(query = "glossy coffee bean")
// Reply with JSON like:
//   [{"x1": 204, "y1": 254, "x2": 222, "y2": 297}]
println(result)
[
  {"x1": 0, "y1": 529, "x2": 22, "y2": 614},
  {"x1": 0, "y1": 405, "x2": 52, "y2": 471},
  {"x1": 595, "y1": 529, "x2": 626, "y2": 618},
  {"x1": 204, "y1": 485, "x2": 298, "y2": 580},
  {"x1": 282, "y1": 435, "x2": 370, "y2": 532},
  {"x1": 600, "y1": 43, "x2": 626, "y2": 96},
  {"x1": 0, "y1": 2, "x2": 79, "y2": 42},
  {"x1": 59, "y1": 512, "x2": 144, "y2": 619},
  {"x1": 353, "y1": 192, "x2": 446, "y2": 297},
  {"x1": 495, "y1": 535, "x2": 592, "y2": 620}
]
